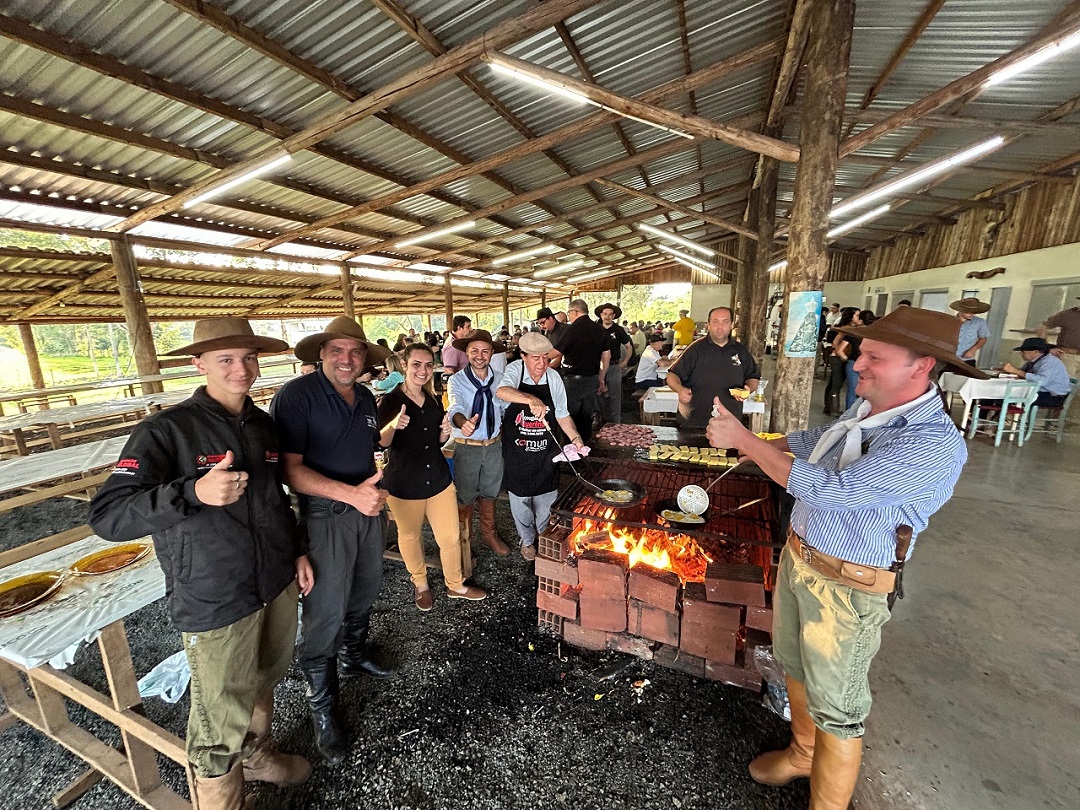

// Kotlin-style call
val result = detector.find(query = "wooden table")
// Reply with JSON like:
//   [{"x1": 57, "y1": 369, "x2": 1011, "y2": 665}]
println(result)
[
  {"x1": 0, "y1": 528, "x2": 194, "y2": 809},
  {"x1": 0, "y1": 436, "x2": 128, "y2": 513},
  {"x1": 939, "y1": 372, "x2": 1039, "y2": 431}
]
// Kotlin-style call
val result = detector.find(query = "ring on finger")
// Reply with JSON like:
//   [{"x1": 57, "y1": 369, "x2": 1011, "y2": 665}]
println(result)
[{"x1": 235, "y1": 480, "x2": 240, "y2": 490}]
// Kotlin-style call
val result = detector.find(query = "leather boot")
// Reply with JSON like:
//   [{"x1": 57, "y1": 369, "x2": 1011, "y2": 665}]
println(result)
[
  {"x1": 302, "y1": 661, "x2": 348, "y2": 766},
  {"x1": 749, "y1": 677, "x2": 815, "y2": 785},
  {"x1": 192, "y1": 762, "x2": 250, "y2": 810},
  {"x1": 242, "y1": 692, "x2": 312, "y2": 787},
  {"x1": 478, "y1": 498, "x2": 509, "y2": 556},
  {"x1": 338, "y1": 612, "x2": 396, "y2": 679},
  {"x1": 458, "y1": 504, "x2": 474, "y2": 579},
  {"x1": 808, "y1": 729, "x2": 863, "y2": 810}
]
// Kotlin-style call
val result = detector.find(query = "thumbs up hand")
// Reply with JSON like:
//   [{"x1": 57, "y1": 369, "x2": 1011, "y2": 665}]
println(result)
[
  {"x1": 195, "y1": 450, "x2": 247, "y2": 506},
  {"x1": 348, "y1": 468, "x2": 388, "y2": 516},
  {"x1": 391, "y1": 403, "x2": 410, "y2": 431},
  {"x1": 461, "y1": 413, "x2": 480, "y2": 437}
]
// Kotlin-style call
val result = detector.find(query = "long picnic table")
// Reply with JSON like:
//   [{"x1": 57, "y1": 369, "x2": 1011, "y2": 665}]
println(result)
[{"x1": 0, "y1": 436, "x2": 129, "y2": 513}]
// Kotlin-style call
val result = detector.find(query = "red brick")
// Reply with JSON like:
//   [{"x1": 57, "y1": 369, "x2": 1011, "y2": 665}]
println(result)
[
  {"x1": 579, "y1": 592, "x2": 627, "y2": 632},
  {"x1": 578, "y1": 549, "x2": 628, "y2": 601},
  {"x1": 745, "y1": 605, "x2": 773, "y2": 632},
  {"x1": 654, "y1": 643, "x2": 705, "y2": 678},
  {"x1": 705, "y1": 659, "x2": 762, "y2": 691},
  {"x1": 682, "y1": 583, "x2": 742, "y2": 628},
  {"x1": 538, "y1": 523, "x2": 570, "y2": 561},
  {"x1": 705, "y1": 562, "x2": 766, "y2": 607},
  {"x1": 562, "y1": 620, "x2": 608, "y2": 651},
  {"x1": 626, "y1": 599, "x2": 679, "y2": 647},
  {"x1": 536, "y1": 585, "x2": 578, "y2": 621},
  {"x1": 627, "y1": 564, "x2": 679, "y2": 612},
  {"x1": 534, "y1": 556, "x2": 579, "y2": 586},
  {"x1": 681, "y1": 583, "x2": 739, "y2": 663},
  {"x1": 606, "y1": 633, "x2": 655, "y2": 660}
]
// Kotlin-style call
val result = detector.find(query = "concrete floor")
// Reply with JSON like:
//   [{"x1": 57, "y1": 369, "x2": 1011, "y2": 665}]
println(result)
[{"x1": 765, "y1": 359, "x2": 1080, "y2": 809}]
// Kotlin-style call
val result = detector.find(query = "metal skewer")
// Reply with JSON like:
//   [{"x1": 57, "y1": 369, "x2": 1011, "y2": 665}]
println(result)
[{"x1": 542, "y1": 419, "x2": 606, "y2": 496}]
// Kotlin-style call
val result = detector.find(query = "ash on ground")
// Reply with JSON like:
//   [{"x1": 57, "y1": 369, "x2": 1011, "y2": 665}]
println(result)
[{"x1": 0, "y1": 497, "x2": 808, "y2": 809}]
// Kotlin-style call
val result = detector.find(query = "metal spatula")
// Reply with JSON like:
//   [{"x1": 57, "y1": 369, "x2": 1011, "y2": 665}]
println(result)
[{"x1": 676, "y1": 459, "x2": 746, "y2": 515}]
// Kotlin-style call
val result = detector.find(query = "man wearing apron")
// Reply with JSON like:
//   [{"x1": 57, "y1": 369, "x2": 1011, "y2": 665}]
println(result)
[{"x1": 496, "y1": 333, "x2": 587, "y2": 560}]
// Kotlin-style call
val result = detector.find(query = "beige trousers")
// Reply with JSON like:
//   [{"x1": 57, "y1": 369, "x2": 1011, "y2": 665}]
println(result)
[{"x1": 387, "y1": 484, "x2": 465, "y2": 592}]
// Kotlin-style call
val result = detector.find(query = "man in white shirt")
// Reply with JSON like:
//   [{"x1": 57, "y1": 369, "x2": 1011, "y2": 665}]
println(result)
[{"x1": 634, "y1": 333, "x2": 671, "y2": 390}]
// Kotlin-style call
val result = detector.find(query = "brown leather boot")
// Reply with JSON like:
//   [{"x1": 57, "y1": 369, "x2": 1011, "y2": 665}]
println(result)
[
  {"x1": 192, "y1": 763, "x2": 251, "y2": 810},
  {"x1": 478, "y1": 499, "x2": 509, "y2": 556},
  {"x1": 748, "y1": 676, "x2": 815, "y2": 785},
  {"x1": 808, "y1": 729, "x2": 862, "y2": 810},
  {"x1": 242, "y1": 692, "x2": 312, "y2": 787},
  {"x1": 458, "y1": 504, "x2": 474, "y2": 578}
]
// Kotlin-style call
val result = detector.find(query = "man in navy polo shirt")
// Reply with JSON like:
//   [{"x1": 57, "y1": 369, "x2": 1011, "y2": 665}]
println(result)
[{"x1": 270, "y1": 316, "x2": 392, "y2": 766}]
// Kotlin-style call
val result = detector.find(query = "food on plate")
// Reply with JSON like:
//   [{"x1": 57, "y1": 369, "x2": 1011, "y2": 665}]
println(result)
[
  {"x1": 660, "y1": 509, "x2": 705, "y2": 524},
  {"x1": 70, "y1": 542, "x2": 152, "y2": 576},
  {"x1": 600, "y1": 488, "x2": 635, "y2": 503},
  {"x1": 0, "y1": 571, "x2": 64, "y2": 618}
]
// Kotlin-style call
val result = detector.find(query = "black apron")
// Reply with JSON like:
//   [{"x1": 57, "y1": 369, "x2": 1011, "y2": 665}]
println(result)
[{"x1": 502, "y1": 371, "x2": 561, "y2": 497}]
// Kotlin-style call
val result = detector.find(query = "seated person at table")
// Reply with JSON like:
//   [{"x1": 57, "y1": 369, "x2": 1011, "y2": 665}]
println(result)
[
  {"x1": 373, "y1": 353, "x2": 405, "y2": 392},
  {"x1": 666, "y1": 306, "x2": 759, "y2": 429},
  {"x1": 89, "y1": 317, "x2": 314, "y2": 808},
  {"x1": 1002, "y1": 337, "x2": 1073, "y2": 408},
  {"x1": 635, "y1": 332, "x2": 671, "y2": 390}
]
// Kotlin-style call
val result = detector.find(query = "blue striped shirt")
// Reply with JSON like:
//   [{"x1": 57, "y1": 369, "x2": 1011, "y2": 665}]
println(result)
[{"x1": 785, "y1": 391, "x2": 968, "y2": 568}]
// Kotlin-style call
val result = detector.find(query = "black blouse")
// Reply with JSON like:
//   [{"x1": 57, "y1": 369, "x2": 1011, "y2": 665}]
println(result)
[{"x1": 376, "y1": 386, "x2": 452, "y2": 500}]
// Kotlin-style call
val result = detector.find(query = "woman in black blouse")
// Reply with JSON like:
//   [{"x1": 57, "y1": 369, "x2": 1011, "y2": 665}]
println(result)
[{"x1": 377, "y1": 344, "x2": 486, "y2": 611}]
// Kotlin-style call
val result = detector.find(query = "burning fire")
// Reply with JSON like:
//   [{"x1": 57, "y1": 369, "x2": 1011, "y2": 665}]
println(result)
[{"x1": 570, "y1": 513, "x2": 714, "y2": 583}]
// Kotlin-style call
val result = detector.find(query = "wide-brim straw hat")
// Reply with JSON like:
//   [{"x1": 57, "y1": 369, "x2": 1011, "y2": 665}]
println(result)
[
  {"x1": 451, "y1": 329, "x2": 505, "y2": 354},
  {"x1": 163, "y1": 317, "x2": 290, "y2": 356},
  {"x1": 594, "y1": 302, "x2": 622, "y2": 319},
  {"x1": 949, "y1": 297, "x2": 991, "y2": 314},
  {"x1": 835, "y1": 307, "x2": 989, "y2": 379},
  {"x1": 518, "y1": 332, "x2": 553, "y2": 355},
  {"x1": 294, "y1": 316, "x2": 392, "y2": 364}
]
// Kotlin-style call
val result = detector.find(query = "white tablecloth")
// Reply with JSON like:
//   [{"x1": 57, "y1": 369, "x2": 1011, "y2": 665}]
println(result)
[
  {"x1": 939, "y1": 373, "x2": 1038, "y2": 429},
  {"x1": 0, "y1": 534, "x2": 163, "y2": 669},
  {"x1": 0, "y1": 436, "x2": 129, "y2": 496},
  {"x1": 642, "y1": 387, "x2": 680, "y2": 414}
]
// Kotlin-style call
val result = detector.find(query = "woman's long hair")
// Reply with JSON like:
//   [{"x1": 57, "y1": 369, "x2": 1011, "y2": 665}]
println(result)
[
  {"x1": 835, "y1": 306, "x2": 859, "y2": 329},
  {"x1": 401, "y1": 343, "x2": 437, "y2": 398}
]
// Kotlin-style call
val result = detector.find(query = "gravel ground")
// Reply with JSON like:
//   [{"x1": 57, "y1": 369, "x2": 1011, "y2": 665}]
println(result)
[{"x1": 0, "y1": 493, "x2": 808, "y2": 810}]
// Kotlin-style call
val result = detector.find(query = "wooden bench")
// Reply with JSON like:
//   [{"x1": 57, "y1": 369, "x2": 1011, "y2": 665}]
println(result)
[{"x1": 16, "y1": 394, "x2": 78, "y2": 413}]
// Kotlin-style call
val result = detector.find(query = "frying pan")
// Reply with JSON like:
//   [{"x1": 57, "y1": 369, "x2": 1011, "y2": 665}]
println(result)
[
  {"x1": 654, "y1": 497, "x2": 709, "y2": 528},
  {"x1": 590, "y1": 478, "x2": 647, "y2": 509}
]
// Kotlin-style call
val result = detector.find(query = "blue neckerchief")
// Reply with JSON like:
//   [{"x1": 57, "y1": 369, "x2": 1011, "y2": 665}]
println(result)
[{"x1": 463, "y1": 364, "x2": 495, "y2": 437}]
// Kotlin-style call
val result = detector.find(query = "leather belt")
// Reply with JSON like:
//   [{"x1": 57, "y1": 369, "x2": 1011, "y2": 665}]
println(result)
[
  {"x1": 454, "y1": 434, "x2": 501, "y2": 447},
  {"x1": 787, "y1": 528, "x2": 895, "y2": 595},
  {"x1": 305, "y1": 495, "x2": 355, "y2": 517}
]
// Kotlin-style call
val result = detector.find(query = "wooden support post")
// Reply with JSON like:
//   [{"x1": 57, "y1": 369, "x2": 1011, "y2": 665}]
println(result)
[
  {"x1": 502, "y1": 282, "x2": 510, "y2": 332},
  {"x1": 18, "y1": 323, "x2": 46, "y2": 391},
  {"x1": 339, "y1": 264, "x2": 355, "y2": 319},
  {"x1": 746, "y1": 157, "x2": 780, "y2": 363},
  {"x1": 444, "y1": 276, "x2": 453, "y2": 328},
  {"x1": 771, "y1": 0, "x2": 854, "y2": 434},
  {"x1": 356, "y1": 313, "x2": 364, "y2": 329},
  {"x1": 111, "y1": 237, "x2": 162, "y2": 394},
  {"x1": 541, "y1": 289, "x2": 547, "y2": 308}
]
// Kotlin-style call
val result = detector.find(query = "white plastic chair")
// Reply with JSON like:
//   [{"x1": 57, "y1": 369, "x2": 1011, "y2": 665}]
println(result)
[
  {"x1": 1024, "y1": 378, "x2": 1078, "y2": 444},
  {"x1": 967, "y1": 381, "x2": 1039, "y2": 447}
]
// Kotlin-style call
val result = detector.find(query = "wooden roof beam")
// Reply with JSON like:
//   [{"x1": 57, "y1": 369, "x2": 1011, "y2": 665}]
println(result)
[{"x1": 593, "y1": 179, "x2": 758, "y2": 240}]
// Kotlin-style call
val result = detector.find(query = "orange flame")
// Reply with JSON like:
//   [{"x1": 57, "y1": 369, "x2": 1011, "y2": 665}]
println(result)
[{"x1": 570, "y1": 515, "x2": 714, "y2": 584}]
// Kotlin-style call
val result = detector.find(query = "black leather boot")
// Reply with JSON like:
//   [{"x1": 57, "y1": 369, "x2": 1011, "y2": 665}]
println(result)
[
  {"x1": 338, "y1": 612, "x2": 396, "y2": 680},
  {"x1": 302, "y1": 661, "x2": 348, "y2": 766}
]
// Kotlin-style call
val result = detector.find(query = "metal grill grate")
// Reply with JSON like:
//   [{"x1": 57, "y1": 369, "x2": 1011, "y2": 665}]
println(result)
[{"x1": 552, "y1": 457, "x2": 781, "y2": 548}]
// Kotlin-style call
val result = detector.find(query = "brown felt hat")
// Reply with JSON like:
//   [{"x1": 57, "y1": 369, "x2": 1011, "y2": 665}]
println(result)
[
  {"x1": 451, "y1": 329, "x2": 505, "y2": 354},
  {"x1": 293, "y1": 316, "x2": 392, "y2": 364},
  {"x1": 835, "y1": 307, "x2": 989, "y2": 379},
  {"x1": 949, "y1": 297, "x2": 991, "y2": 314},
  {"x1": 164, "y1": 317, "x2": 289, "y2": 356}
]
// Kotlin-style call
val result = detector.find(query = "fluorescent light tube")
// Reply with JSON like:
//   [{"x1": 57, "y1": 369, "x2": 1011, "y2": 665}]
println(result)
[
  {"x1": 658, "y1": 244, "x2": 714, "y2": 269},
  {"x1": 984, "y1": 29, "x2": 1080, "y2": 88},
  {"x1": 768, "y1": 260, "x2": 788, "y2": 273},
  {"x1": 183, "y1": 154, "x2": 291, "y2": 208},
  {"x1": 567, "y1": 269, "x2": 607, "y2": 284},
  {"x1": 491, "y1": 243, "x2": 559, "y2": 266},
  {"x1": 670, "y1": 256, "x2": 715, "y2": 275},
  {"x1": 533, "y1": 259, "x2": 585, "y2": 278},
  {"x1": 489, "y1": 62, "x2": 594, "y2": 105},
  {"x1": 826, "y1": 204, "x2": 891, "y2": 239},
  {"x1": 830, "y1": 136, "x2": 1005, "y2": 219},
  {"x1": 639, "y1": 223, "x2": 715, "y2": 255},
  {"x1": 395, "y1": 220, "x2": 475, "y2": 248}
]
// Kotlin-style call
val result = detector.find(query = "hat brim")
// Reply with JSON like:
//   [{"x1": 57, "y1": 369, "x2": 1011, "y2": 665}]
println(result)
[
  {"x1": 451, "y1": 337, "x2": 505, "y2": 354},
  {"x1": 835, "y1": 323, "x2": 990, "y2": 379},
  {"x1": 163, "y1": 335, "x2": 290, "y2": 356},
  {"x1": 594, "y1": 303, "x2": 623, "y2": 319},
  {"x1": 949, "y1": 300, "x2": 991, "y2": 314},
  {"x1": 294, "y1": 331, "x2": 392, "y2": 365}
]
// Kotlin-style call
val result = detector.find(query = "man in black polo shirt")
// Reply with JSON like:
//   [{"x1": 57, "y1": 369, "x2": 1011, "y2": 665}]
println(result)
[
  {"x1": 270, "y1": 316, "x2": 393, "y2": 766},
  {"x1": 535, "y1": 306, "x2": 568, "y2": 347},
  {"x1": 549, "y1": 298, "x2": 610, "y2": 444},
  {"x1": 596, "y1": 302, "x2": 632, "y2": 424},
  {"x1": 666, "y1": 306, "x2": 759, "y2": 430}
]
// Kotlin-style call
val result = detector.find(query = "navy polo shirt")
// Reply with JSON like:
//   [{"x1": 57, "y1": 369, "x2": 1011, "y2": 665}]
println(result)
[{"x1": 269, "y1": 368, "x2": 378, "y2": 485}]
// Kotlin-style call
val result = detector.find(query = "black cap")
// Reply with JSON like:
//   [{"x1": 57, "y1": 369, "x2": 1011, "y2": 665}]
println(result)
[
  {"x1": 647, "y1": 332, "x2": 666, "y2": 343},
  {"x1": 535, "y1": 307, "x2": 555, "y2": 320},
  {"x1": 1015, "y1": 337, "x2": 1051, "y2": 352}
]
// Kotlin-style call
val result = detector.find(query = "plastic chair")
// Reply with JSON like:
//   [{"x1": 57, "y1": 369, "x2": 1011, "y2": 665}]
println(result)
[
  {"x1": 967, "y1": 381, "x2": 1039, "y2": 447},
  {"x1": 1024, "y1": 378, "x2": 1078, "y2": 444}
]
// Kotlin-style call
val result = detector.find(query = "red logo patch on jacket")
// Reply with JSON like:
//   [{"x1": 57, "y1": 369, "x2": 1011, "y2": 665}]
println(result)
[
  {"x1": 264, "y1": 451, "x2": 278, "y2": 463},
  {"x1": 111, "y1": 457, "x2": 139, "y2": 476}
]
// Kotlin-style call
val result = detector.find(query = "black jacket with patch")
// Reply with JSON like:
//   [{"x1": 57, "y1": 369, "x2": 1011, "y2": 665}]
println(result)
[{"x1": 88, "y1": 387, "x2": 303, "y2": 633}]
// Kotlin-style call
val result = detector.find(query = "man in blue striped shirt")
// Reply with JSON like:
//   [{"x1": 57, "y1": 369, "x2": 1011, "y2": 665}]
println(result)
[{"x1": 706, "y1": 306, "x2": 986, "y2": 810}]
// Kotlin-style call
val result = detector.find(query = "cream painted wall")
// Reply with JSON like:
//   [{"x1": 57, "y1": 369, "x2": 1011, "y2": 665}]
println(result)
[
  {"x1": 690, "y1": 284, "x2": 731, "y2": 321},
  {"x1": 859, "y1": 241, "x2": 1080, "y2": 364}
]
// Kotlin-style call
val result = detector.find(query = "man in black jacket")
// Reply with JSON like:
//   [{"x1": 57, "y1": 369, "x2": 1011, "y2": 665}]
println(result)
[{"x1": 89, "y1": 317, "x2": 313, "y2": 810}]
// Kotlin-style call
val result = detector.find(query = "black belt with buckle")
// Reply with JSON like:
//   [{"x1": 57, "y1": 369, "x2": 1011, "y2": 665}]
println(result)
[{"x1": 305, "y1": 495, "x2": 355, "y2": 517}]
